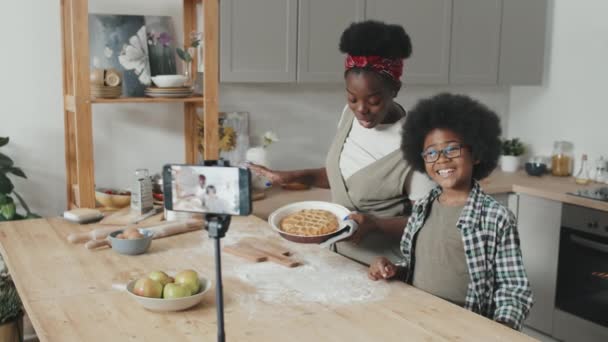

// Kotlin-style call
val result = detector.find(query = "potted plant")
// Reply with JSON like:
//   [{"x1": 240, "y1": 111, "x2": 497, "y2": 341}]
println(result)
[
  {"x1": 0, "y1": 271, "x2": 23, "y2": 342},
  {"x1": 500, "y1": 138, "x2": 526, "y2": 172},
  {"x1": 0, "y1": 137, "x2": 38, "y2": 342}
]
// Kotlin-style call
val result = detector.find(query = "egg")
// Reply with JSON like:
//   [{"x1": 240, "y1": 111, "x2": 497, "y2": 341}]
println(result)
[{"x1": 126, "y1": 230, "x2": 144, "y2": 240}]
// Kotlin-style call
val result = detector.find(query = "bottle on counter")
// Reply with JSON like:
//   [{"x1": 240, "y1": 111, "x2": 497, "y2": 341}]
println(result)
[
  {"x1": 551, "y1": 141, "x2": 574, "y2": 177},
  {"x1": 574, "y1": 154, "x2": 591, "y2": 185}
]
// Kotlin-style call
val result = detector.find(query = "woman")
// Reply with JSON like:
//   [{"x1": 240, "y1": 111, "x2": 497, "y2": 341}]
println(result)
[{"x1": 249, "y1": 21, "x2": 434, "y2": 264}]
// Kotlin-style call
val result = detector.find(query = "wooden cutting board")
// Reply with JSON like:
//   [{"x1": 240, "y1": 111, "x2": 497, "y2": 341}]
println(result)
[{"x1": 223, "y1": 238, "x2": 301, "y2": 267}]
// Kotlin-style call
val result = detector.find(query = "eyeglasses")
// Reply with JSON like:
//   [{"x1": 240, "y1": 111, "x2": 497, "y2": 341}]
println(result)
[{"x1": 421, "y1": 144, "x2": 466, "y2": 163}]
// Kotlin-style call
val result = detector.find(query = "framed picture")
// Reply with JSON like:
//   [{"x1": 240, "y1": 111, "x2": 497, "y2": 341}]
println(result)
[
  {"x1": 197, "y1": 111, "x2": 249, "y2": 167},
  {"x1": 89, "y1": 14, "x2": 179, "y2": 97}
]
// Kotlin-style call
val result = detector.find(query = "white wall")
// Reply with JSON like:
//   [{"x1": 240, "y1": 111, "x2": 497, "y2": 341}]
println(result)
[
  {"x1": 508, "y1": 0, "x2": 608, "y2": 170},
  {"x1": 1, "y1": 0, "x2": 509, "y2": 217}
]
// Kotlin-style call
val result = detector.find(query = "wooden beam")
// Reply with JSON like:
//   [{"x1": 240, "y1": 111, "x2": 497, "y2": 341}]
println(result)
[
  {"x1": 71, "y1": 0, "x2": 96, "y2": 208},
  {"x1": 61, "y1": 0, "x2": 77, "y2": 207},
  {"x1": 203, "y1": 0, "x2": 220, "y2": 160}
]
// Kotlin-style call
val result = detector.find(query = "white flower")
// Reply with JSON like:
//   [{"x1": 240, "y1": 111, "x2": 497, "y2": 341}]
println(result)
[
  {"x1": 93, "y1": 56, "x2": 101, "y2": 68},
  {"x1": 104, "y1": 46, "x2": 113, "y2": 58},
  {"x1": 262, "y1": 131, "x2": 279, "y2": 148},
  {"x1": 118, "y1": 26, "x2": 151, "y2": 85}
]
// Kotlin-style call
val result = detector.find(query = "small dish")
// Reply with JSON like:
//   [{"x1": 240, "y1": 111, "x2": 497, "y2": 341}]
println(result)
[
  {"x1": 108, "y1": 229, "x2": 153, "y2": 255},
  {"x1": 525, "y1": 162, "x2": 547, "y2": 176},
  {"x1": 151, "y1": 75, "x2": 187, "y2": 88},
  {"x1": 126, "y1": 276, "x2": 212, "y2": 311}
]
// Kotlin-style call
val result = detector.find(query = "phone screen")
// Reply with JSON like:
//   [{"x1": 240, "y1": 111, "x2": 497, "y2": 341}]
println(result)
[{"x1": 163, "y1": 164, "x2": 251, "y2": 216}]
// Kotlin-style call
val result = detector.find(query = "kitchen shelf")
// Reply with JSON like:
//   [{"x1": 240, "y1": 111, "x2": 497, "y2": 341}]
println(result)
[
  {"x1": 61, "y1": 0, "x2": 220, "y2": 208},
  {"x1": 90, "y1": 96, "x2": 205, "y2": 104}
]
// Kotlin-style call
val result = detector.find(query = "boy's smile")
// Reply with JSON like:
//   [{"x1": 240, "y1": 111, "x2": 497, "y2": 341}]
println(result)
[{"x1": 422, "y1": 129, "x2": 477, "y2": 200}]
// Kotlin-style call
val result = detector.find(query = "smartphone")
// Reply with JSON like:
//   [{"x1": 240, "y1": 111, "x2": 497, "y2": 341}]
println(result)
[{"x1": 162, "y1": 164, "x2": 252, "y2": 216}]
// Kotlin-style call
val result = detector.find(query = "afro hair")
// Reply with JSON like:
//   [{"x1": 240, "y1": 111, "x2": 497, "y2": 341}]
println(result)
[
  {"x1": 340, "y1": 21, "x2": 412, "y2": 92},
  {"x1": 339, "y1": 20, "x2": 412, "y2": 58},
  {"x1": 401, "y1": 93, "x2": 502, "y2": 180}
]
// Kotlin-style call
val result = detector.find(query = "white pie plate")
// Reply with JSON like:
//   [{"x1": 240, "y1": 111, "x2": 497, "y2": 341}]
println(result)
[{"x1": 268, "y1": 201, "x2": 352, "y2": 243}]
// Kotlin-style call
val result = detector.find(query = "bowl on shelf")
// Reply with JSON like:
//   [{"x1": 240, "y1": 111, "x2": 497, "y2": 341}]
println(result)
[
  {"x1": 95, "y1": 188, "x2": 131, "y2": 209},
  {"x1": 108, "y1": 229, "x2": 153, "y2": 255},
  {"x1": 525, "y1": 162, "x2": 547, "y2": 177},
  {"x1": 126, "y1": 276, "x2": 212, "y2": 311},
  {"x1": 151, "y1": 75, "x2": 187, "y2": 88}
]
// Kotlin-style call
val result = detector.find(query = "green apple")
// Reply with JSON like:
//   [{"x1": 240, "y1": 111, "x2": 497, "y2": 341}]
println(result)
[
  {"x1": 174, "y1": 270, "x2": 200, "y2": 294},
  {"x1": 148, "y1": 271, "x2": 174, "y2": 286},
  {"x1": 163, "y1": 283, "x2": 192, "y2": 299},
  {"x1": 133, "y1": 278, "x2": 163, "y2": 298}
]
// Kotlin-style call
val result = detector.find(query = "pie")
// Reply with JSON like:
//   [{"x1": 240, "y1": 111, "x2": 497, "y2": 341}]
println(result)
[{"x1": 279, "y1": 209, "x2": 339, "y2": 236}]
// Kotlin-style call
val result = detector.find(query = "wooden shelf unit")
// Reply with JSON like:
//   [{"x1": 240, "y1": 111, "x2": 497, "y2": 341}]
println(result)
[{"x1": 60, "y1": 0, "x2": 219, "y2": 208}]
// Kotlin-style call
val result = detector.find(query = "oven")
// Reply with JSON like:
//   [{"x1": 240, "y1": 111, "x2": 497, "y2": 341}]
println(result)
[{"x1": 554, "y1": 204, "x2": 608, "y2": 341}]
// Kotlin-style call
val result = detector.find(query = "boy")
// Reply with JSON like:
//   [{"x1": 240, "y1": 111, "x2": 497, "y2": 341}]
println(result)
[{"x1": 368, "y1": 93, "x2": 533, "y2": 330}]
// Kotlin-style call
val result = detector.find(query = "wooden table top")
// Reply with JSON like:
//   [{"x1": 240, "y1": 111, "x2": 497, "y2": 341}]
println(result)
[{"x1": 0, "y1": 217, "x2": 536, "y2": 342}]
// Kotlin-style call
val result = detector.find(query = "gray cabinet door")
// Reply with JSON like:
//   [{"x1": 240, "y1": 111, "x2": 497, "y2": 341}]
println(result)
[
  {"x1": 365, "y1": 0, "x2": 452, "y2": 84},
  {"x1": 499, "y1": 0, "x2": 548, "y2": 85},
  {"x1": 297, "y1": 0, "x2": 365, "y2": 83},
  {"x1": 516, "y1": 194, "x2": 561, "y2": 334},
  {"x1": 220, "y1": 0, "x2": 298, "y2": 82},
  {"x1": 449, "y1": 0, "x2": 502, "y2": 84}
]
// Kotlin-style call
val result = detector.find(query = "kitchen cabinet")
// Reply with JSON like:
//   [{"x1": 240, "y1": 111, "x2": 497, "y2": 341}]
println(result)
[
  {"x1": 366, "y1": 0, "x2": 452, "y2": 84},
  {"x1": 220, "y1": 0, "x2": 547, "y2": 85},
  {"x1": 449, "y1": 0, "x2": 501, "y2": 84},
  {"x1": 498, "y1": 0, "x2": 548, "y2": 85},
  {"x1": 297, "y1": 0, "x2": 365, "y2": 82},
  {"x1": 515, "y1": 194, "x2": 562, "y2": 334},
  {"x1": 220, "y1": 0, "x2": 298, "y2": 82}
]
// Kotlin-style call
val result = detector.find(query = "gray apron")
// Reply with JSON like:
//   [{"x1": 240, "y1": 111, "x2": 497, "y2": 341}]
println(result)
[{"x1": 325, "y1": 107, "x2": 412, "y2": 265}]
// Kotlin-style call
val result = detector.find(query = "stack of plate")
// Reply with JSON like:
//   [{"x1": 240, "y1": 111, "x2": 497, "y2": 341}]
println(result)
[
  {"x1": 144, "y1": 87, "x2": 193, "y2": 98},
  {"x1": 91, "y1": 85, "x2": 122, "y2": 98}
]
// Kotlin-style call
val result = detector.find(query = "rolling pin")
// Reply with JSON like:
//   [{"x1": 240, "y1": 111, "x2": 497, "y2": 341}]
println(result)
[
  {"x1": 67, "y1": 226, "x2": 123, "y2": 244},
  {"x1": 85, "y1": 220, "x2": 204, "y2": 250}
]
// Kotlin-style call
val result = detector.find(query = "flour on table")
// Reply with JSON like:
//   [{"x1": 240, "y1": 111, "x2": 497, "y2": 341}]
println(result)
[{"x1": 227, "y1": 251, "x2": 389, "y2": 306}]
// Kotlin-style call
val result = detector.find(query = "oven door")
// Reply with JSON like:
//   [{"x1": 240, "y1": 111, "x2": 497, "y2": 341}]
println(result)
[{"x1": 556, "y1": 227, "x2": 608, "y2": 327}]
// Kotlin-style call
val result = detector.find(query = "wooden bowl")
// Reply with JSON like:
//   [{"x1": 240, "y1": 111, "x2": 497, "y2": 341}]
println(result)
[{"x1": 95, "y1": 188, "x2": 131, "y2": 209}]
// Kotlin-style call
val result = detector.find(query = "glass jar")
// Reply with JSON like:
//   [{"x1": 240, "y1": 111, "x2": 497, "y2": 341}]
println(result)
[{"x1": 551, "y1": 141, "x2": 573, "y2": 177}]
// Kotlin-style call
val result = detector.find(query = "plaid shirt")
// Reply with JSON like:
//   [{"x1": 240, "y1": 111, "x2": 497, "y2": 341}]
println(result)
[{"x1": 398, "y1": 182, "x2": 533, "y2": 330}]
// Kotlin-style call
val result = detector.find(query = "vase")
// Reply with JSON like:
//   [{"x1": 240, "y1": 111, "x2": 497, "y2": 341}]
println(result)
[
  {"x1": 183, "y1": 60, "x2": 195, "y2": 90},
  {"x1": 500, "y1": 155, "x2": 520, "y2": 173},
  {"x1": 0, "y1": 316, "x2": 23, "y2": 342},
  {"x1": 246, "y1": 146, "x2": 272, "y2": 191}
]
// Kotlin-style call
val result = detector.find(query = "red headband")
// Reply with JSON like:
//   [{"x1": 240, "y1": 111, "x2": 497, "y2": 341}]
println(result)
[{"x1": 345, "y1": 54, "x2": 404, "y2": 82}]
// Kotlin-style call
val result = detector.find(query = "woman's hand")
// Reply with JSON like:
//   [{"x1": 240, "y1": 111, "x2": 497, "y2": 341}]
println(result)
[
  {"x1": 346, "y1": 212, "x2": 378, "y2": 244},
  {"x1": 247, "y1": 163, "x2": 289, "y2": 185},
  {"x1": 368, "y1": 257, "x2": 397, "y2": 281}
]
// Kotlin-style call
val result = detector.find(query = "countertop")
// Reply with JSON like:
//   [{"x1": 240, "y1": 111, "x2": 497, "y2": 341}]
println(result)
[
  {"x1": 253, "y1": 171, "x2": 608, "y2": 219},
  {"x1": 0, "y1": 217, "x2": 535, "y2": 341}
]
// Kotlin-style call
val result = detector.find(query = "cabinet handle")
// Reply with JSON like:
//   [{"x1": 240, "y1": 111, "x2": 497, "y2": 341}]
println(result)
[{"x1": 571, "y1": 234, "x2": 608, "y2": 254}]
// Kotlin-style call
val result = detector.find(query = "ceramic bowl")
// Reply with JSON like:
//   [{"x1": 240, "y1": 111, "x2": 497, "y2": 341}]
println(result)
[
  {"x1": 525, "y1": 162, "x2": 547, "y2": 176},
  {"x1": 108, "y1": 229, "x2": 153, "y2": 255},
  {"x1": 151, "y1": 75, "x2": 187, "y2": 88},
  {"x1": 95, "y1": 188, "x2": 131, "y2": 209},
  {"x1": 126, "y1": 277, "x2": 212, "y2": 311}
]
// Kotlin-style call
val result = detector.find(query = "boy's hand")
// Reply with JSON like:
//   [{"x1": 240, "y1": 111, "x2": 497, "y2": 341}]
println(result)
[
  {"x1": 368, "y1": 257, "x2": 397, "y2": 281},
  {"x1": 347, "y1": 212, "x2": 377, "y2": 244}
]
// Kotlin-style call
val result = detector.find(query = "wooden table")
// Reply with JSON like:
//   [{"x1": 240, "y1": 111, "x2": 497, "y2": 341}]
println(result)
[{"x1": 0, "y1": 217, "x2": 536, "y2": 341}]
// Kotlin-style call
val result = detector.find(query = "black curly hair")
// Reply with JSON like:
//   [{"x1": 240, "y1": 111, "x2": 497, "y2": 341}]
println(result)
[
  {"x1": 401, "y1": 93, "x2": 502, "y2": 180},
  {"x1": 339, "y1": 20, "x2": 412, "y2": 92}
]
